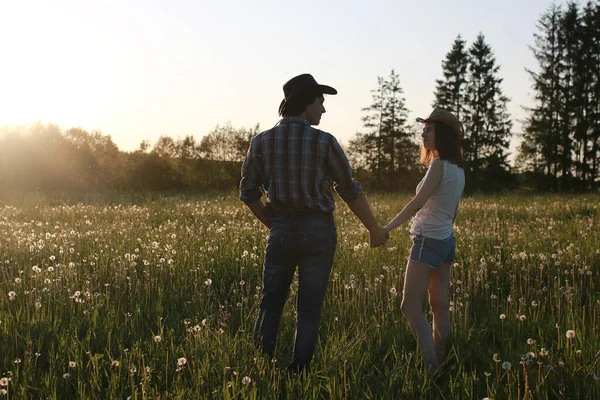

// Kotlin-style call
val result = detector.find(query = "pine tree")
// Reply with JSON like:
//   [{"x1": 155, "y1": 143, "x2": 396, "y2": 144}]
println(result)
[
  {"x1": 380, "y1": 70, "x2": 413, "y2": 185},
  {"x1": 521, "y1": 2, "x2": 600, "y2": 191},
  {"x1": 520, "y1": 4, "x2": 564, "y2": 190},
  {"x1": 584, "y1": 1, "x2": 600, "y2": 188},
  {"x1": 433, "y1": 35, "x2": 470, "y2": 120},
  {"x1": 557, "y1": 2, "x2": 581, "y2": 190},
  {"x1": 353, "y1": 70, "x2": 415, "y2": 190},
  {"x1": 573, "y1": 1, "x2": 595, "y2": 189},
  {"x1": 463, "y1": 33, "x2": 513, "y2": 190},
  {"x1": 360, "y1": 76, "x2": 386, "y2": 187}
]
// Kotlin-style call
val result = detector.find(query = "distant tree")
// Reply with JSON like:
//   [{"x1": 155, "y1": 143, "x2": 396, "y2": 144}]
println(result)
[
  {"x1": 520, "y1": 2, "x2": 600, "y2": 191},
  {"x1": 571, "y1": 1, "x2": 600, "y2": 189},
  {"x1": 138, "y1": 140, "x2": 151, "y2": 153},
  {"x1": 152, "y1": 136, "x2": 179, "y2": 159},
  {"x1": 353, "y1": 70, "x2": 416, "y2": 190},
  {"x1": 433, "y1": 34, "x2": 470, "y2": 120},
  {"x1": 200, "y1": 123, "x2": 259, "y2": 162},
  {"x1": 520, "y1": 4, "x2": 564, "y2": 190},
  {"x1": 347, "y1": 132, "x2": 378, "y2": 172},
  {"x1": 589, "y1": 1, "x2": 600, "y2": 188},
  {"x1": 65, "y1": 128, "x2": 125, "y2": 190},
  {"x1": 177, "y1": 135, "x2": 201, "y2": 160},
  {"x1": 359, "y1": 76, "x2": 386, "y2": 186},
  {"x1": 557, "y1": 2, "x2": 581, "y2": 190},
  {"x1": 463, "y1": 33, "x2": 513, "y2": 190}
]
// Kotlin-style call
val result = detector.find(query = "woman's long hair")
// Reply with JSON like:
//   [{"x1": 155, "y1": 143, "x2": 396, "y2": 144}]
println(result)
[{"x1": 419, "y1": 121, "x2": 465, "y2": 169}]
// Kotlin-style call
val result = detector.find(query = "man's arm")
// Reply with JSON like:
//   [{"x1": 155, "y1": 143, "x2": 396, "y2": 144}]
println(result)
[
  {"x1": 327, "y1": 137, "x2": 388, "y2": 247},
  {"x1": 240, "y1": 139, "x2": 270, "y2": 228},
  {"x1": 346, "y1": 192, "x2": 388, "y2": 247}
]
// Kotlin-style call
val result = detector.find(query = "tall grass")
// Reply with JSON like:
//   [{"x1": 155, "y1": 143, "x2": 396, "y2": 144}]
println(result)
[{"x1": 0, "y1": 193, "x2": 599, "y2": 399}]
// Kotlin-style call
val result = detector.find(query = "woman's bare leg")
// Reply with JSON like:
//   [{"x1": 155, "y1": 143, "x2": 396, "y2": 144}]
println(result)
[
  {"x1": 401, "y1": 260, "x2": 438, "y2": 369},
  {"x1": 428, "y1": 262, "x2": 451, "y2": 364}
]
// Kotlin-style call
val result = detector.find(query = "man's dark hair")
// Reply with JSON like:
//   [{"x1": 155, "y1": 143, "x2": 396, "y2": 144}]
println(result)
[{"x1": 281, "y1": 88, "x2": 321, "y2": 117}]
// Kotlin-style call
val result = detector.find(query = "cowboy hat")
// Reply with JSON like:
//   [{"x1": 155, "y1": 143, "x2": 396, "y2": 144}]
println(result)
[
  {"x1": 416, "y1": 107, "x2": 464, "y2": 140},
  {"x1": 278, "y1": 74, "x2": 337, "y2": 116}
]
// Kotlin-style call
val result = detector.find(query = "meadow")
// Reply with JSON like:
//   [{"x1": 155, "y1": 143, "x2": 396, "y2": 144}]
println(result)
[{"x1": 0, "y1": 192, "x2": 599, "y2": 399}]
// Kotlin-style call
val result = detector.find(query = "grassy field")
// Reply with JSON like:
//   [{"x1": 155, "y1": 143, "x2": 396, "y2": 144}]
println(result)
[{"x1": 0, "y1": 192, "x2": 599, "y2": 399}]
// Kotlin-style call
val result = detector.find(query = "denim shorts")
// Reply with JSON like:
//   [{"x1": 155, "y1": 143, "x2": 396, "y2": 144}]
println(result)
[{"x1": 409, "y1": 234, "x2": 456, "y2": 269}]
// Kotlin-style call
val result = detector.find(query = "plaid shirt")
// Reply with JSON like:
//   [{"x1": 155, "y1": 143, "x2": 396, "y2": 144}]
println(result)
[{"x1": 239, "y1": 116, "x2": 362, "y2": 212}]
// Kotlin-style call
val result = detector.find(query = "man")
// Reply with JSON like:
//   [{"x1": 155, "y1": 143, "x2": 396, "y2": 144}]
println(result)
[{"x1": 239, "y1": 73, "x2": 388, "y2": 373}]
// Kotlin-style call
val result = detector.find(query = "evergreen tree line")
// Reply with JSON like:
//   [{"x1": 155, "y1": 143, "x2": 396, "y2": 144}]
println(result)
[
  {"x1": 1, "y1": 2, "x2": 598, "y2": 195},
  {"x1": 348, "y1": 1, "x2": 599, "y2": 192},
  {"x1": 518, "y1": 1, "x2": 600, "y2": 191},
  {"x1": 348, "y1": 32, "x2": 514, "y2": 192}
]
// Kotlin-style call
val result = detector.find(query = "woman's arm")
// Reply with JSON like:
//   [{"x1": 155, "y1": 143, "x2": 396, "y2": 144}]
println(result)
[{"x1": 384, "y1": 159, "x2": 444, "y2": 232}]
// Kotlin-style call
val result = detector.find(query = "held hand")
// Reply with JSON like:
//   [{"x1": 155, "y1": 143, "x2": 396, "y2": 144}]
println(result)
[{"x1": 369, "y1": 225, "x2": 389, "y2": 248}]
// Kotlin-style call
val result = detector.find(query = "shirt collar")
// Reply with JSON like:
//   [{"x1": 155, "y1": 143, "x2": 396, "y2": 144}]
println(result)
[{"x1": 281, "y1": 116, "x2": 310, "y2": 125}]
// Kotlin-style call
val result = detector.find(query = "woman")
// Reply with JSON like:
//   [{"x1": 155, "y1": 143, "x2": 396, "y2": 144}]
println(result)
[{"x1": 384, "y1": 108, "x2": 465, "y2": 371}]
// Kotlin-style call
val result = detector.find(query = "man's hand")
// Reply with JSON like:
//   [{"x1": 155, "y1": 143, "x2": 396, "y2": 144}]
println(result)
[
  {"x1": 369, "y1": 225, "x2": 389, "y2": 248},
  {"x1": 246, "y1": 200, "x2": 271, "y2": 229}
]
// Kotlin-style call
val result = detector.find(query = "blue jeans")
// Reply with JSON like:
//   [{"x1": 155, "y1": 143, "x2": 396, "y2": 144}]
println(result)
[{"x1": 254, "y1": 210, "x2": 337, "y2": 370}]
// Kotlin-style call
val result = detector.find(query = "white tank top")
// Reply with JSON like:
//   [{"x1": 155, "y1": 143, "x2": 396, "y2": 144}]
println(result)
[{"x1": 410, "y1": 159, "x2": 465, "y2": 240}]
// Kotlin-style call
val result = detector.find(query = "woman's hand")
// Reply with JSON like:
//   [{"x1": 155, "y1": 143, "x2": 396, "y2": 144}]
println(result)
[{"x1": 369, "y1": 225, "x2": 389, "y2": 248}]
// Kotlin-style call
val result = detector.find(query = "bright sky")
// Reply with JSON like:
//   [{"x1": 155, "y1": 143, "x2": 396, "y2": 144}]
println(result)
[{"x1": 0, "y1": 0, "x2": 567, "y2": 158}]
